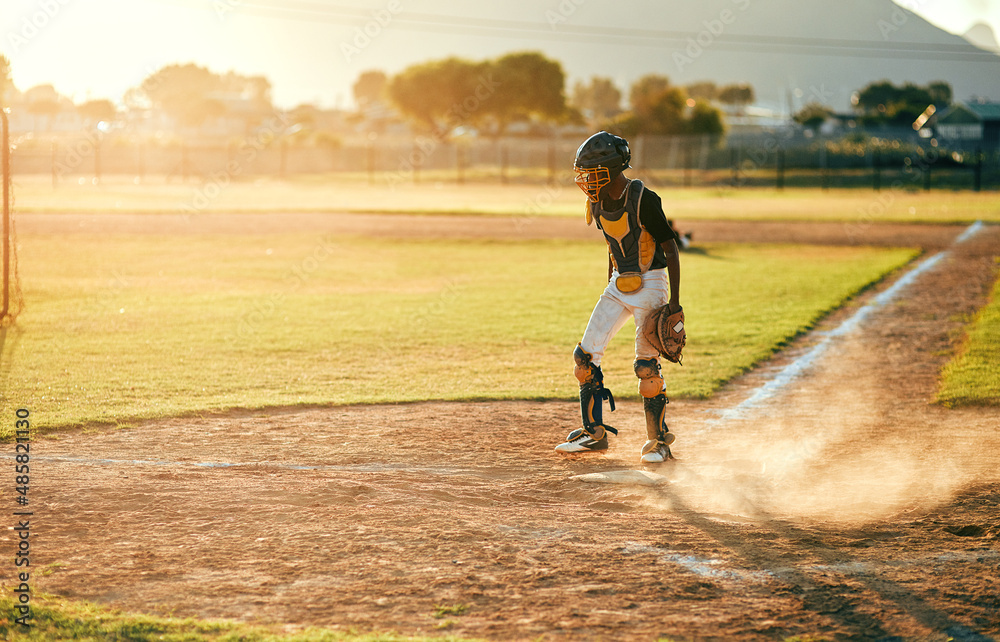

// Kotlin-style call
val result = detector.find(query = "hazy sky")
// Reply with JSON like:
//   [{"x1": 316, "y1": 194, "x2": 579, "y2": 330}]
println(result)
[{"x1": 1, "y1": 0, "x2": 998, "y2": 109}]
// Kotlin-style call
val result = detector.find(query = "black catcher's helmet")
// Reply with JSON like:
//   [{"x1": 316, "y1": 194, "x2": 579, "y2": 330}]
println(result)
[{"x1": 573, "y1": 131, "x2": 631, "y2": 202}]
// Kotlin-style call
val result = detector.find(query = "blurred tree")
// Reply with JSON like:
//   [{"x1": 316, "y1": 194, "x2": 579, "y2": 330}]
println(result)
[
  {"x1": 684, "y1": 81, "x2": 717, "y2": 101},
  {"x1": 629, "y1": 75, "x2": 672, "y2": 116},
  {"x1": 77, "y1": 99, "x2": 116, "y2": 125},
  {"x1": 140, "y1": 63, "x2": 271, "y2": 130},
  {"x1": 141, "y1": 63, "x2": 222, "y2": 127},
  {"x1": 927, "y1": 81, "x2": 952, "y2": 108},
  {"x1": 623, "y1": 74, "x2": 687, "y2": 135},
  {"x1": 0, "y1": 54, "x2": 11, "y2": 108},
  {"x1": 353, "y1": 70, "x2": 388, "y2": 109},
  {"x1": 289, "y1": 103, "x2": 321, "y2": 129},
  {"x1": 793, "y1": 102, "x2": 833, "y2": 130},
  {"x1": 684, "y1": 100, "x2": 725, "y2": 136},
  {"x1": 222, "y1": 72, "x2": 272, "y2": 117},
  {"x1": 485, "y1": 51, "x2": 567, "y2": 136},
  {"x1": 26, "y1": 99, "x2": 61, "y2": 132},
  {"x1": 855, "y1": 80, "x2": 896, "y2": 115},
  {"x1": 717, "y1": 83, "x2": 755, "y2": 108},
  {"x1": 855, "y1": 80, "x2": 951, "y2": 126},
  {"x1": 572, "y1": 76, "x2": 622, "y2": 123},
  {"x1": 388, "y1": 56, "x2": 484, "y2": 133},
  {"x1": 610, "y1": 75, "x2": 725, "y2": 137}
]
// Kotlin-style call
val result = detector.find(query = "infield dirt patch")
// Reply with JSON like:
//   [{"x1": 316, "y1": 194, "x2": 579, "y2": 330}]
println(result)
[{"x1": 24, "y1": 217, "x2": 1000, "y2": 640}]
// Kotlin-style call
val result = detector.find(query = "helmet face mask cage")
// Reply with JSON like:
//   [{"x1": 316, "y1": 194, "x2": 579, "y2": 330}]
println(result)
[
  {"x1": 573, "y1": 131, "x2": 631, "y2": 203},
  {"x1": 574, "y1": 165, "x2": 612, "y2": 202}
]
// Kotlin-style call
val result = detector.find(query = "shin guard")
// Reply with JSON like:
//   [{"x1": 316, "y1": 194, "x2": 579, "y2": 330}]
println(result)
[
  {"x1": 635, "y1": 357, "x2": 675, "y2": 459},
  {"x1": 642, "y1": 393, "x2": 672, "y2": 443},
  {"x1": 573, "y1": 344, "x2": 617, "y2": 439}
]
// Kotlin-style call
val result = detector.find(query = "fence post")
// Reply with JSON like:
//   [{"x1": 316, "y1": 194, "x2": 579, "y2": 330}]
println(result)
[
  {"x1": 366, "y1": 142, "x2": 375, "y2": 185},
  {"x1": 456, "y1": 144, "x2": 465, "y2": 185},
  {"x1": 667, "y1": 136, "x2": 679, "y2": 182},
  {"x1": 94, "y1": 136, "x2": 102, "y2": 185},
  {"x1": 684, "y1": 141, "x2": 692, "y2": 188},
  {"x1": 820, "y1": 143, "x2": 829, "y2": 191},
  {"x1": 547, "y1": 140, "x2": 556, "y2": 186},
  {"x1": 974, "y1": 147, "x2": 983, "y2": 192},
  {"x1": 412, "y1": 140, "x2": 421, "y2": 185},
  {"x1": 924, "y1": 163, "x2": 931, "y2": 191},
  {"x1": 279, "y1": 139, "x2": 288, "y2": 178},
  {"x1": 776, "y1": 147, "x2": 785, "y2": 191},
  {"x1": 872, "y1": 147, "x2": 881, "y2": 192},
  {"x1": 2, "y1": 109, "x2": 9, "y2": 321},
  {"x1": 730, "y1": 146, "x2": 739, "y2": 188},
  {"x1": 500, "y1": 143, "x2": 508, "y2": 185},
  {"x1": 51, "y1": 140, "x2": 58, "y2": 189}
]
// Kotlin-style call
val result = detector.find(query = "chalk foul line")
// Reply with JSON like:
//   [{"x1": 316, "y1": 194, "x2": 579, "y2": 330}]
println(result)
[{"x1": 709, "y1": 221, "x2": 985, "y2": 423}]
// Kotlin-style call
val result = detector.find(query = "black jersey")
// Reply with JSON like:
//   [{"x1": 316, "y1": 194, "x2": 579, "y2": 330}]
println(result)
[{"x1": 590, "y1": 180, "x2": 679, "y2": 272}]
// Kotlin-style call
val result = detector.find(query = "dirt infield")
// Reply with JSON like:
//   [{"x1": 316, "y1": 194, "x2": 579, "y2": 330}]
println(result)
[{"x1": 25, "y1": 216, "x2": 1000, "y2": 640}]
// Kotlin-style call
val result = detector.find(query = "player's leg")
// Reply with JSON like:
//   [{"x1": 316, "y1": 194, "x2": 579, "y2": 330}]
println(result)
[
  {"x1": 555, "y1": 293, "x2": 631, "y2": 453},
  {"x1": 633, "y1": 357, "x2": 675, "y2": 463},
  {"x1": 632, "y1": 270, "x2": 675, "y2": 463}
]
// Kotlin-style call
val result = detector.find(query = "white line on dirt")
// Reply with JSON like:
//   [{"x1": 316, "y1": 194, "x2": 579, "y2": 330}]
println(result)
[{"x1": 709, "y1": 221, "x2": 986, "y2": 423}]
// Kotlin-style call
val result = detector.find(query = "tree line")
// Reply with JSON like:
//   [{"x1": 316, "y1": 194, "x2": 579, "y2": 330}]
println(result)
[
  {"x1": 357, "y1": 51, "x2": 762, "y2": 138},
  {"x1": 0, "y1": 50, "x2": 958, "y2": 141},
  {"x1": 794, "y1": 80, "x2": 953, "y2": 130}
]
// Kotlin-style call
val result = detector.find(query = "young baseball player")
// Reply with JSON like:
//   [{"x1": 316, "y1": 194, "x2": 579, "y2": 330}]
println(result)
[{"x1": 556, "y1": 131, "x2": 684, "y2": 463}]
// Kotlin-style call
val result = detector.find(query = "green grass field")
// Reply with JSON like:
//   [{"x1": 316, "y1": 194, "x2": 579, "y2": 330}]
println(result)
[
  {"x1": 11, "y1": 174, "x2": 1000, "y2": 224},
  {"x1": 937, "y1": 260, "x2": 1000, "y2": 406},
  {"x1": 0, "y1": 229, "x2": 918, "y2": 435},
  {"x1": 0, "y1": 593, "x2": 479, "y2": 642}
]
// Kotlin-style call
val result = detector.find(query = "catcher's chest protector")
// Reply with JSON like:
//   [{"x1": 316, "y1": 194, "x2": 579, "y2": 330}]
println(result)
[{"x1": 591, "y1": 180, "x2": 657, "y2": 276}]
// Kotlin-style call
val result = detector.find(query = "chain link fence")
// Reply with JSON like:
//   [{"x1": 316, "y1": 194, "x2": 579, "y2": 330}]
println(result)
[{"x1": 7, "y1": 130, "x2": 999, "y2": 191}]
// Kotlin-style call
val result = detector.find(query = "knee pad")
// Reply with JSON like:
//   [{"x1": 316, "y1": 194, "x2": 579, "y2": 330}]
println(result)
[
  {"x1": 574, "y1": 344, "x2": 599, "y2": 384},
  {"x1": 634, "y1": 358, "x2": 664, "y2": 398}
]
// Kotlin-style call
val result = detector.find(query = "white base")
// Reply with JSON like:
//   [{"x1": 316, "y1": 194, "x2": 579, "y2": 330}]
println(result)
[{"x1": 570, "y1": 470, "x2": 668, "y2": 486}]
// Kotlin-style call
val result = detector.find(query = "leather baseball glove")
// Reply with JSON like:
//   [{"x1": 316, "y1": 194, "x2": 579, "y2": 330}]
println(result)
[{"x1": 644, "y1": 304, "x2": 686, "y2": 365}]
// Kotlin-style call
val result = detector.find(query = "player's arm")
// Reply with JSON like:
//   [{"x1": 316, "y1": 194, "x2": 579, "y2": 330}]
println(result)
[
  {"x1": 640, "y1": 190, "x2": 681, "y2": 312},
  {"x1": 608, "y1": 253, "x2": 614, "y2": 282},
  {"x1": 660, "y1": 238, "x2": 680, "y2": 312}
]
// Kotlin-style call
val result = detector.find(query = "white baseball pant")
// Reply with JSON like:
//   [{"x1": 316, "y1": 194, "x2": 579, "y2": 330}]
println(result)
[{"x1": 579, "y1": 269, "x2": 669, "y2": 368}]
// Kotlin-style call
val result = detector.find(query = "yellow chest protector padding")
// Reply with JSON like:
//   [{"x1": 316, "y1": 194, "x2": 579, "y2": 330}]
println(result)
[{"x1": 591, "y1": 181, "x2": 656, "y2": 279}]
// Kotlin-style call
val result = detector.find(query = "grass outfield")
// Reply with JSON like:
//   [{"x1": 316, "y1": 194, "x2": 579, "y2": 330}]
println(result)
[
  {"x1": 11, "y1": 174, "x2": 1000, "y2": 224},
  {"x1": 0, "y1": 593, "x2": 479, "y2": 641},
  {"x1": 0, "y1": 231, "x2": 917, "y2": 435},
  {"x1": 937, "y1": 260, "x2": 1000, "y2": 406}
]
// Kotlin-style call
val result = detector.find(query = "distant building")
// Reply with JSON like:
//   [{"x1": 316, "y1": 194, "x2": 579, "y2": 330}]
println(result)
[
  {"x1": 934, "y1": 101, "x2": 1000, "y2": 150},
  {"x1": 7, "y1": 85, "x2": 85, "y2": 134}
]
